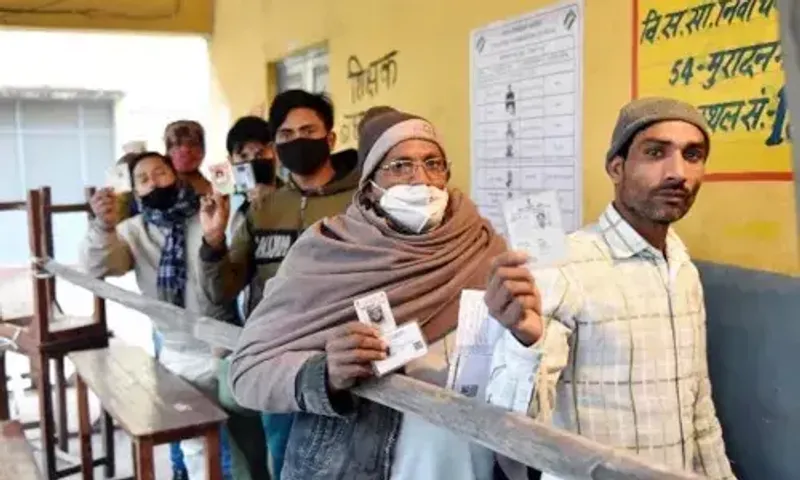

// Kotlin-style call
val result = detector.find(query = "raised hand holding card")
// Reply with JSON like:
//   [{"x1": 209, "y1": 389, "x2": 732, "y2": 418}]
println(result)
[
  {"x1": 233, "y1": 162, "x2": 257, "y2": 193},
  {"x1": 353, "y1": 291, "x2": 427, "y2": 376},
  {"x1": 206, "y1": 162, "x2": 236, "y2": 196},
  {"x1": 106, "y1": 164, "x2": 132, "y2": 194}
]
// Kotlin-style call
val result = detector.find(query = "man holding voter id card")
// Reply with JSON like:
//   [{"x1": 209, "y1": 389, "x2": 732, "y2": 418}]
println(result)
[
  {"x1": 81, "y1": 151, "x2": 242, "y2": 480},
  {"x1": 200, "y1": 91, "x2": 360, "y2": 478},
  {"x1": 485, "y1": 98, "x2": 735, "y2": 480},
  {"x1": 224, "y1": 115, "x2": 284, "y2": 228},
  {"x1": 228, "y1": 106, "x2": 507, "y2": 480}
]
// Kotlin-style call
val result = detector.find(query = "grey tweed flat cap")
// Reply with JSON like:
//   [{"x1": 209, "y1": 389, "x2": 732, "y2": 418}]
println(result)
[{"x1": 606, "y1": 97, "x2": 711, "y2": 162}]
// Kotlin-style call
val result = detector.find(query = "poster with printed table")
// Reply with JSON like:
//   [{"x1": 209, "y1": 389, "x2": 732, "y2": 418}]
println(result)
[{"x1": 470, "y1": 0, "x2": 584, "y2": 234}]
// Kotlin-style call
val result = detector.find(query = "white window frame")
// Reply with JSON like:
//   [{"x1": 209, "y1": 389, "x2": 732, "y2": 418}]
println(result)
[{"x1": 276, "y1": 46, "x2": 329, "y2": 94}]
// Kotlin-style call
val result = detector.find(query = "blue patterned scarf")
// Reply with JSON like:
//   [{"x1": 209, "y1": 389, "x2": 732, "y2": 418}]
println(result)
[{"x1": 139, "y1": 184, "x2": 200, "y2": 307}]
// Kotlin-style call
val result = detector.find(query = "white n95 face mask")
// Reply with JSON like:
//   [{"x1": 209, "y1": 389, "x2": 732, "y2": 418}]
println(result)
[{"x1": 372, "y1": 183, "x2": 450, "y2": 234}]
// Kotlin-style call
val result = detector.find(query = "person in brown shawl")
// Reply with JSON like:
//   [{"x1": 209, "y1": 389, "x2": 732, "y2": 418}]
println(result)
[{"x1": 228, "y1": 107, "x2": 508, "y2": 479}]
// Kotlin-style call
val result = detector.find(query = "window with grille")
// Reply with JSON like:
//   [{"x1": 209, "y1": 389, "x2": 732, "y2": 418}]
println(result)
[{"x1": 0, "y1": 93, "x2": 116, "y2": 266}]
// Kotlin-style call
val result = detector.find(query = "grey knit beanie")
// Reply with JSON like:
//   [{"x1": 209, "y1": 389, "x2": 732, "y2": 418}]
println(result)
[
  {"x1": 606, "y1": 97, "x2": 711, "y2": 163},
  {"x1": 357, "y1": 107, "x2": 446, "y2": 187}
]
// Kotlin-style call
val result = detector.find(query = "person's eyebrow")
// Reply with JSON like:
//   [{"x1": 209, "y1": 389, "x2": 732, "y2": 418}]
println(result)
[{"x1": 639, "y1": 137, "x2": 707, "y2": 150}]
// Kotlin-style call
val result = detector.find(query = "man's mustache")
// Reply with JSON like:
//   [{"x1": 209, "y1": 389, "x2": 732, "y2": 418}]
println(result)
[{"x1": 652, "y1": 179, "x2": 695, "y2": 198}]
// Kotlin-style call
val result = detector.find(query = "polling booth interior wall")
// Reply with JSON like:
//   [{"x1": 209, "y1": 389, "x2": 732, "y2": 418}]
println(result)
[{"x1": 208, "y1": 0, "x2": 800, "y2": 478}]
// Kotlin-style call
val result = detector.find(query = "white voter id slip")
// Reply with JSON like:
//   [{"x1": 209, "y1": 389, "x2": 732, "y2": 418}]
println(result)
[
  {"x1": 370, "y1": 321, "x2": 428, "y2": 377},
  {"x1": 232, "y1": 162, "x2": 257, "y2": 193},
  {"x1": 106, "y1": 164, "x2": 132, "y2": 194},
  {"x1": 353, "y1": 291, "x2": 428, "y2": 376},
  {"x1": 206, "y1": 162, "x2": 236, "y2": 195},
  {"x1": 502, "y1": 190, "x2": 567, "y2": 267}
]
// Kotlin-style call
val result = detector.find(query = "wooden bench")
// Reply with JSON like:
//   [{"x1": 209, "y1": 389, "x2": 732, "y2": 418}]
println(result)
[
  {"x1": 69, "y1": 344, "x2": 228, "y2": 480},
  {"x1": 0, "y1": 187, "x2": 113, "y2": 479},
  {"x1": 0, "y1": 420, "x2": 43, "y2": 480}
]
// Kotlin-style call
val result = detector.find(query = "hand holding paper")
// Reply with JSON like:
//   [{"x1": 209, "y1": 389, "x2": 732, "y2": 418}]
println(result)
[
  {"x1": 206, "y1": 162, "x2": 236, "y2": 196},
  {"x1": 485, "y1": 251, "x2": 543, "y2": 347},
  {"x1": 324, "y1": 321, "x2": 386, "y2": 392},
  {"x1": 106, "y1": 164, "x2": 132, "y2": 194},
  {"x1": 353, "y1": 291, "x2": 428, "y2": 377}
]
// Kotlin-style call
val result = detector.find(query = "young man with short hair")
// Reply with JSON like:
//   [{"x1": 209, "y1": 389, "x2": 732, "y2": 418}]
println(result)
[
  {"x1": 199, "y1": 90, "x2": 360, "y2": 478},
  {"x1": 224, "y1": 115, "x2": 283, "y2": 234}
]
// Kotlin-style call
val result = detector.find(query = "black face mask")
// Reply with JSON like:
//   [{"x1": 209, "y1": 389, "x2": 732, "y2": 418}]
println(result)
[
  {"x1": 139, "y1": 184, "x2": 179, "y2": 211},
  {"x1": 251, "y1": 159, "x2": 276, "y2": 185},
  {"x1": 276, "y1": 137, "x2": 330, "y2": 176}
]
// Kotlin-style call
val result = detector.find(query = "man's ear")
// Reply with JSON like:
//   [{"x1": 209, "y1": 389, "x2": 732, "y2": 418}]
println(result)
[
  {"x1": 606, "y1": 156, "x2": 625, "y2": 186},
  {"x1": 328, "y1": 131, "x2": 337, "y2": 151}
]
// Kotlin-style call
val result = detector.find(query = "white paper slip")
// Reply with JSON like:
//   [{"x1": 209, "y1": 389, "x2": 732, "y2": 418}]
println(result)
[
  {"x1": 372, "y1": 321, "x2": 428, "y2": 377},
  {"x1": 207, "y1": 162, "x2": 236, "y2": 195},
  {"x1": 502, "y1": 190, "x2": 567, "y2": 266},
  {"x1": 450, "y1": 352, "x2": 493, "y2": 399},
  {"x1": 446, "y1": 290, "x2": 506, "y2": 400},
  {"x1": 122, "y1": 140, "x2": 147, "y2": 154},
  {"x1": 354, "y1": 291, "x2": 397, "y2": 336},
  {"x1": 232, "y1": 162, "x2": 257, "y2": 193},
  {"x1": 106, "y1": 164, "x2": 132, "y2": 194},
  {"x1": 454, "y1": 290, "x2": 505, "y2": 356},
  {"x1": 485, "y1": 334, "x2": 541, "y2": 413}
]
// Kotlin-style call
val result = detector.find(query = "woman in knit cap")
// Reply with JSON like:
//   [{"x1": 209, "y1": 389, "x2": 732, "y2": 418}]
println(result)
[{"x1": 228, "y1": 106, "x2": 508, "y2": 479}]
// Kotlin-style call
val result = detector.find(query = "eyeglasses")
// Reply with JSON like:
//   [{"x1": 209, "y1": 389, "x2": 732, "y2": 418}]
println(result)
[{"x1": 378, "y1": 158, "x2": 450, "y2": 178}]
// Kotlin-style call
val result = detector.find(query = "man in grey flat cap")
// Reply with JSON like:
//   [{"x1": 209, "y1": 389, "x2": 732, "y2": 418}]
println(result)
[{"x1": 485, "y1": 97, "x2": 736, "y2": 479}]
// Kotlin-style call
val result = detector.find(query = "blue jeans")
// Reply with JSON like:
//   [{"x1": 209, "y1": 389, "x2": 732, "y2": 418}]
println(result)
[{"x1": 262, "y1": 413, "x2": 294, "y2": 479}]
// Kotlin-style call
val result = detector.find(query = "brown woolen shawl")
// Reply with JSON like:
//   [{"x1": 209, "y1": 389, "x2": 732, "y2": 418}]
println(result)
[{"x1": 228, "y1": 189, "x2": 507, "y2": 411}]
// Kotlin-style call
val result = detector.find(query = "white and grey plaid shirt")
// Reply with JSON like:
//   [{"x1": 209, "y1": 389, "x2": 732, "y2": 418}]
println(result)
[{"x1": 487, "y1": 204, "x2": 735, "y2": 479}]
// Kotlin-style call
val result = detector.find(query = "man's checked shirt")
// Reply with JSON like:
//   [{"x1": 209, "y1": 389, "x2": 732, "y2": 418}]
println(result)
[{"x1": 486, "y1": 203, "x2": 735, "y2": 479}]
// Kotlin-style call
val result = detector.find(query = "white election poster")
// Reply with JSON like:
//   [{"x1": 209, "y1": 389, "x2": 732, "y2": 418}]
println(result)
[{"x1": 469, "y1": 0, "x2": 584, "y2": 234}]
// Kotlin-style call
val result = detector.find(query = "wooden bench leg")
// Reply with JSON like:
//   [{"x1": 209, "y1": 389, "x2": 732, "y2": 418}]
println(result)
[
  {"x1": 204, "y1": 427, "x2": 222, "y2": 480},
  {"x1": 0, "y1": 352, "x2": 9, "y2": 421},
  {"x1": 134, "y1": 437, "x2": 154, "y2": 480},
  {"x1": 54, "y1": 356, "x2": 69, "y2": 452},
  {"x1": 36, "y1": 353, "x2": 57, "y2": 479},
  {"x1": 76, "y1": 375, "x2": 94, "y2": 480},
  {"x1": 102, "y1": 410, "x2": 115, "y2": 478}
]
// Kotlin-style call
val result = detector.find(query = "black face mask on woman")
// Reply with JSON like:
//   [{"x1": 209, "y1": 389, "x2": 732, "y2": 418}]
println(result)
[
  {"x1": 276, "y1": 137, "x2": 330, "y2": 176},
  {"x1": 139, "y1": 184, "x2": 179, "y2": 211}
]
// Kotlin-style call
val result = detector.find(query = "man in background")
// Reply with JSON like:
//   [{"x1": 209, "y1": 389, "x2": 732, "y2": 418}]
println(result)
[
  {"x1": 164, "y1": 120, "x2": 212, "y2": 195},
  {"x1": 200, "y1": 90, "x2": 360, "y2": 479},
  {"x1": 225, "y1": 115, "x2": 283, "y2": 234},
  {"x1": 199, "y1": 90, "x2": 358, "y2": 320}
]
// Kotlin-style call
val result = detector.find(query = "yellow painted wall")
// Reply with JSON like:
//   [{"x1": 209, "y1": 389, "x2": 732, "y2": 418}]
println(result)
[
  {"x1": 0, "y1": 0, "x2": 212, "y2": 34},
  {"x1": 209, "y1": 0, "x2": 799, "y2": 276}
]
